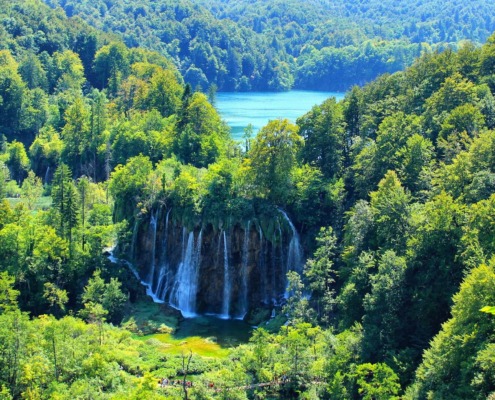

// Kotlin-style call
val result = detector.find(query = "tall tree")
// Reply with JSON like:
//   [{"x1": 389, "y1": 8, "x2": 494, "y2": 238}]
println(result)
[
  {"x1": 304, "y1": 226, "x2": 337, "y2": 326},
  {"x1": 248, "y1": 119, "x2": 302, "y2": 204},
  {"x1": 297, "y1": 97, "x2": 345, "y2": 179}
]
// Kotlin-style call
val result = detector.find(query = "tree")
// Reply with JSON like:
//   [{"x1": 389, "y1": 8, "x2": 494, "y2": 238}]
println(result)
[
  {"x1": 0, "y1": 51, "x2": 25, "y2": 137},
  {"x1": 174, "y1": 92, "x2": 229, "y2": 167},
  {"x1": 19, "y1": 52, "x2": 48, "y2": 90},
  {"x1": 297, "y1": 97, "x2": 345, "y2": 179},
  {"x1": 406, "y1": 192, "x2": 464, "y2": 352},
  {"x1": 51, "y1": 164, "x2": 79, "y2": 244},
  {"x1": 81, "y1": 270, "x2": 126, "y2": 324},
  {"x1": 61, "y1": 97, "x2": 91, "y2": 176},
  {"x1": 343, "y1": 86, "x2": 363, "y2": 139},
  {"x1": 21, "y1": 171, "x2": 43, "y2": 210},
  {"x1": 93, "y1": 42, "x2": 130, "y2": 94},
  {"x1": 109, "y1": 155, "x2": 153, "y2": 221},
  {"x1": 242, "y1": 123, "x2": 254, "y2": 153},
  {"x1": 6, "y1": 141, "x2": 29, "y2": 184},
  {"x1": 423, "y1": 72, "x2": 478, "y2": 141},
  {"x1": 397, "y1": 134, "x2": 434, "y2": 195},
  {"x1": 28, "y1": 126, "x2": 63, "y2": 180},
  {"x1": 88, "y1": 90, "x2": 107, "y2": 181},
  {"x1": 337, "y1": 251, "x2": 376, "y2": 330},
  {"x1": 362, "y1": 251, "x2": 408, "y2": 361},
  {"x1": 51, "y1": 51, "x2": 85, "y2": 93},
  {"x1": 0, "y1": 162, "x2": 8, "y2": 199},
  {"x1": 304, "y1": 227, "x2": 337, "y2": 326},
  {"x1": 0, "y1": 272, "x2": 19, "y2": 314},
  {"x1": 283, "y1": 271, "x2": 314, "y2": 325},
  {"x1": 248, "y1": 119, "x2": 302, "y2": 204},
  {"x1": 370, "y1": 171, "x2": 411, "y2": 253},
  {"x1": 144, "y1": 69, "x2": 182, "y2": 117},
  {"x1": 77, "y1": 176, "x2": 90, "y2": 250},
  {"x1": 20, "y1": 88, "x2": 49, "y2": 137},
  {"x1": 408, "y1": 261, "x2": 495, "y2": 399},
  {"x1": 43, "y1": 282, "x2": 68, "y2": 317},
  {"x1": 353, "y1": 363, "x2": 400, "y2": 400}
]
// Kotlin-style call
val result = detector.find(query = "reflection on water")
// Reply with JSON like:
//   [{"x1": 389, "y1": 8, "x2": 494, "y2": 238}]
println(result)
[
  {"x1": 216, "y1": 90, "x2": 345, "y2": 140},
  {"x1": 174, "y1": 315, "x2": 253, "y2": 348}
]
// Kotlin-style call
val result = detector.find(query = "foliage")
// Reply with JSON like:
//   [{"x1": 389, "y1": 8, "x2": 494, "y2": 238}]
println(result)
[
  {"x1": 248, "y1": 119, "x2": 302, "y2": 204},
  {"x1": 45, "y1": 0, "x2": 495, "y2": 91},
  {"x1": 2, "y1": 1, "x2": 495, "y2": 398},
  {"x1": 407, "y1": 261, "x2": 495, "y2": 399}
]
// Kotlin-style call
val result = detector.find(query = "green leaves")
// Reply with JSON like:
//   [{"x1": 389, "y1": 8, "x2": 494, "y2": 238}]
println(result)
[
  {"x1": 81, "y1": 270, "x2": 126, "y2": 324},
  {"x1": 410, "y1": 262, "x2": 495, "y2": 399},
  {"x1": 480, "y1": 306, "x2": 495, "y2": 315},
  {"x1": 354, "y1": 363, "x2": 401, "y2": 400},
  {"x1": 0, "y1": 272, "x2": 19, "y2": 314},
  {"x1": 248, "y1": 119, "x2": 302, "y2": 205}
]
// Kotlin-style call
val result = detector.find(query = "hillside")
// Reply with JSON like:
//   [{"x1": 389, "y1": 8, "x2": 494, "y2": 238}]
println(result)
[
  {"x1": 1, "y1": 0, "x2": 495, "y2": 398},
  {"x1": 44, "y1": 0, "x2": 495, "y2": 90}
]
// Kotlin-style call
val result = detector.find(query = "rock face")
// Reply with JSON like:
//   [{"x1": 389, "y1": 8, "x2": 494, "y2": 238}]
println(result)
[{"x1": 131, "y1": 208, "x2": 303, "y2": 318}]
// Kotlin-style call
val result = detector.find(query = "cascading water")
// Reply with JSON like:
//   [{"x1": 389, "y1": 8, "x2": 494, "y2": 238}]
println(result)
[
  {"x1": 221, "y1": 231, "x2": 231, "y2": 319},
  {"x1": 280, "y1": 210, "x2": 303, "y2": 274},
  {"x1": 170, "y1": 229, "x2": 203, "y2": 317},
  {"x1": 236, "y1": 221, "x2": 250, "y2": 319},
  {"x1": 258, "y1": 226, "x2": 269, "y2": 304},
  {"x1": 44, "y1": 166, "x2": 50, "y2": 184},
  {"x1": 155, "y1": 209, "x2": 172, "y2": 300},
  {"x1": 147, "y1": 210, "x2": 158, "y2": 288},
  {"x1": 131, "y1": 218, "x2": 139, "y2": 262},
  {"x1": 123, "y1": 207, "x2": 304, "y2": 318}
]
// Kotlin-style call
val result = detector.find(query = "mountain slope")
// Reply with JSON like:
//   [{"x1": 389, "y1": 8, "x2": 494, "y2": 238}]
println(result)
[{"x1": 45, "y1": 0, "x2": 495, "y2": 91}]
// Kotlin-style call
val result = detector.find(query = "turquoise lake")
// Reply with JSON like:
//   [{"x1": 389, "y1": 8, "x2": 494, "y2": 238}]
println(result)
[{"x1": 216, "y1": 90, "x2": 345, "y2": 141}]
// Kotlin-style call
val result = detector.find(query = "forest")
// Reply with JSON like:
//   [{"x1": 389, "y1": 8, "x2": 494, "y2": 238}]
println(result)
[
  {"x1": 1, "y1": 0, "x2": 495, "y2": 399},
  {"x1": 42, "y1": 0, "x2": 495, "y2": 91}
]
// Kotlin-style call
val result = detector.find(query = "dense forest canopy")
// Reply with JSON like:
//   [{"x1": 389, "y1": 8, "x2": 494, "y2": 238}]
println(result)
[
  {"x1": 42, "y1": 0, "x2": 495, "y2": 91},
  {"x1": 1, "y1": 0, "x2": 495, "y2": 398}
]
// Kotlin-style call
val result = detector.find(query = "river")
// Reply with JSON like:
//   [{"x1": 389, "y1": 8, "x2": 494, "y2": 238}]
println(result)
[{"x1": 216, "y1": 90, "x2": 345, "y2": 140}]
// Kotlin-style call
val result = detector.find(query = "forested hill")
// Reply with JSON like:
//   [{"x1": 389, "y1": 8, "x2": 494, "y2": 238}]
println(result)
[
  {"x1": 43, "y1": 0, "x2": 495, "y2": 91},
  {"x1": 199, "y1": 0, "x2": 495, "y2": 43},
  {"x1": 2, "y1": 0, "x2": 495, "y2": 398}
]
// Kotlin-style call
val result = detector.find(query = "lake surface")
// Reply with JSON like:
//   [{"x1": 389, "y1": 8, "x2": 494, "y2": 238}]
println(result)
[
  {"x1": 174, "y1": 315, "x2": 253, "y2": 347},
  {"x1": 216, "y1": 90, "x2": 345, "y2": 140}
]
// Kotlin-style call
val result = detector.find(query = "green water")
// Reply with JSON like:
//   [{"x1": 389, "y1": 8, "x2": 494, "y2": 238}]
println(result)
[
  {"x1": 174, "y1": 315, "x2": 253, "y2": 347},
  {"x1": 216, "y1": 90, "x2": 345, "y2": 140}
]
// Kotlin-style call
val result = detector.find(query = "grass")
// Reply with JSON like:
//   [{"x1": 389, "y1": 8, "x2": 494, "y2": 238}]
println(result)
[
  {"x1": 135, "y1": 332, "x2": 231, "y2": 358},
  {"x1": 123, "y1": 300, "x2": 231, "y2": 358},
  {"x1": 125, "y1": 300, "x2": 254, "y2": 359},
  {"x1": 6, "y1": 196, "x2": 52, "y2": 210}
]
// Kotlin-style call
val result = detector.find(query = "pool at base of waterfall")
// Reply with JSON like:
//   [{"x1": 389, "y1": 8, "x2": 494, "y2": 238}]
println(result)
[{"x1": 175, "y1": 315, "x2": 253, "y2": 348}]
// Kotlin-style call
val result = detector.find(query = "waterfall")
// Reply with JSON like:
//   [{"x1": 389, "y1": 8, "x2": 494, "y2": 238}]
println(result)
[
  {"x1": 147, "y1": 210, "x2": 158, "y2": 289},
  {"x1": 144, "y1": 210, "x2": 164, "y2": 304},
  {"x1": 152, "y1": 209, "x2": 172, "y2": 301},
  {"x1": 259, "y1": 226, "x2": 269, "y2": 304},
  {"x1": 44, "y1": 166, "x2": 50, "y2": 184},
  {"x1": 170, "y1": 229, "x2": 202, "y2": 317},
  {"x1": 107, "y1": 250, "x2": 140, "y2": 281},
  {"x1": 280, "y1": 210, "x2": 303, "y2": 274},
  {"x1": 221, "y1": 231, "x2": 231, "y2": 319},
  {"x1": 236, "y1": 221, "x2": 250, "y2": 319},
  {"x1": 154, "y1": 267, "x2": 169, "y2": 301},
  {"x1": 119, "y1": 206, "x2": 305, "y2": 318},
  {"x1": 155, "y1": 208, "x2": 172, "y2": 301},
  {"x1": 274, "y1": 219, "x2": 283, "y2": 300},
  {"x1": 159, "y1": 209, "x2": 171, "y2": 267}
]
